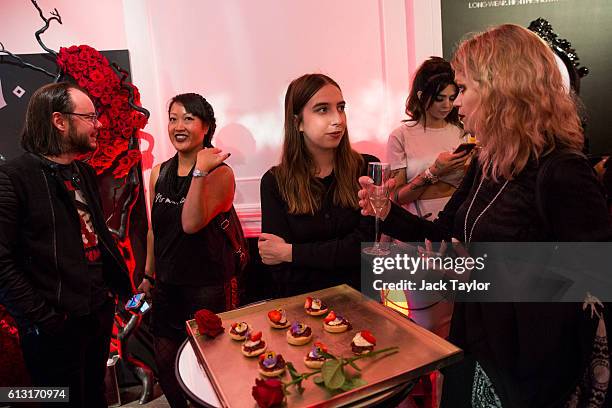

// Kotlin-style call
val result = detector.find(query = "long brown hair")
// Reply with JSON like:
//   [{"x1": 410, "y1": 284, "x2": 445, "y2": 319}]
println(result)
[
  {"x1": 21, "y1": 82, "x2": 80, "y2": 156},
  {"x1": 451, "y1": 24, "x2": 583, "y2": 181},
  {"x1": 273, "y1": 74, "x2": 363, "y2": 215}
]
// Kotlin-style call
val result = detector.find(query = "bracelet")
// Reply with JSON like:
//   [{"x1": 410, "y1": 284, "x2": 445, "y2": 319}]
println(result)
[
  {"x1": 423, "y1": 167, "x2": 439, "y2": 184},
  {"x1": 143, "y1": 275, "x2": 156, "y2": 285},
  {"x1": 192, "y1": 168, "x2": 209, "y2": 178}
]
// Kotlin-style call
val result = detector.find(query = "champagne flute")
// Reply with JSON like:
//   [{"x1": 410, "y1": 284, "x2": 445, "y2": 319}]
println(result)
[{"x1": 362, "y1": 162, "x2": 391, "y2": 256}]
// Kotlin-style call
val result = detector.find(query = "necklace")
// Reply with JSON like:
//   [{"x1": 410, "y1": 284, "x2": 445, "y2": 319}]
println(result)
[{"x1": 463, "y1": 176, "x2": 509, "y2": 244}]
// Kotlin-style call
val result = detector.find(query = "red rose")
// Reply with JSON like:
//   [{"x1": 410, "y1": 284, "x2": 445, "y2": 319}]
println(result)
[
  {"x1": 251, "y1": 378, "x2": 284, "y2": 408},
  {"x1": 194, "y1": 309, "x2": 224, "y2": 338}
]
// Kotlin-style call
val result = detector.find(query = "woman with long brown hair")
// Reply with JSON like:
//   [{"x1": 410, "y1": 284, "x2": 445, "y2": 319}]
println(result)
[
  {"x1": 259, "y1": 73, "x2": 376, "y2": 297},
  {"x1": 358, "y1": 25, "x2": 611, "y2": 407}
]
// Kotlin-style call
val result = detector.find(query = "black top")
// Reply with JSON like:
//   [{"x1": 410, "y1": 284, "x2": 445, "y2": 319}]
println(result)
[
  {"x1": 382, "y1": 151, "x2": 612, "y2": 407},
  {"x1": 260, "y1": 154, "x2": 378, "y2": 297},
  {"x1": 0, "y1": 153, "x2": 130, "y2": 333},
  {"x1": 152, "y1": 155, "x2": 232, "y2": 286}
]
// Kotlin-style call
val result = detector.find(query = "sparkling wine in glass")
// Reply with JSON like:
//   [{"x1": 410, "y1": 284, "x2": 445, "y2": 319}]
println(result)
[{"x1": 362, "y1": 162, "x2": 391, "y2": 256}]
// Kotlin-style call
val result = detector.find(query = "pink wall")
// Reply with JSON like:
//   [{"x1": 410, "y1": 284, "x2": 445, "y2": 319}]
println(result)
[{"x1": 1, "y1": 0, "x2": 443, "y2": 232}]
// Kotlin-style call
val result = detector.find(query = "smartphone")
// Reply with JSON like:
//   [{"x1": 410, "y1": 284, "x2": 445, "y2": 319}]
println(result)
[
  {"x1": 125, "y1": 292, "x2": 145, "y2": 311},
  {"x1": 139, "y1": 300, "x2": 151, "y2": 314},
  {"x1": 454, "y1": 143, "x2": 476, "y2": 154}
]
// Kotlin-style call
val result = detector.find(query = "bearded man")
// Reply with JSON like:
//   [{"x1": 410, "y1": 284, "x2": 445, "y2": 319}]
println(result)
[{"x1": 0, "y1": 82, "x2": 131, "y2": 407}]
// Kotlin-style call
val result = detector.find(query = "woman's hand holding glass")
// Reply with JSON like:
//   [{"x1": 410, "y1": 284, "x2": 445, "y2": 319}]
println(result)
[{"x1": 358, "y1": 176, "x2": 395, "y2": 218}]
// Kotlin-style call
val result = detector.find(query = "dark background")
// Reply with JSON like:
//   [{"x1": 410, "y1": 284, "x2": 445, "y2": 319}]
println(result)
[
  {"x1": 441, "y1": 0, "x2": 612, "y2": 155},
  {"x1": 0, "y1": 50, "x2": 131, "y2": 160}
]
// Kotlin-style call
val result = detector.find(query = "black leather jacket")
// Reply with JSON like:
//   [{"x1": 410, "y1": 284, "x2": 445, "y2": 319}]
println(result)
[{"x1": 0, "y1": 153, "x2": 132, "y2": 333}]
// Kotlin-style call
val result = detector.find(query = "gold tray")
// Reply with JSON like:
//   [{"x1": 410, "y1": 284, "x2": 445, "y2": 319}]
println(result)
[{"x1": 186, "y1": 285, "x2": 462, "y2": 408}]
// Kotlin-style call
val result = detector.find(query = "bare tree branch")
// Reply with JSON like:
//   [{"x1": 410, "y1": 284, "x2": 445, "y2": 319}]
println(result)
[
  {"x1": 0, "y1": 42, "x2": 55, "y2": 78},
  {"x1": 31, "y1": 0, "x2": 62, "y2": 57}
]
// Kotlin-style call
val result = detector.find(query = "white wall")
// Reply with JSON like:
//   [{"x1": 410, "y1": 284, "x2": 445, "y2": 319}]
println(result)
[{"x1": 1, "y1": 0, "x2": 442, "y2": 234}]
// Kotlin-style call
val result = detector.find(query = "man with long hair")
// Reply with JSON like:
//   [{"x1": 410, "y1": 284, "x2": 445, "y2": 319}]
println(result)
[{"x1": 0, "y1": 82, "x2": 131, "y2": 407}]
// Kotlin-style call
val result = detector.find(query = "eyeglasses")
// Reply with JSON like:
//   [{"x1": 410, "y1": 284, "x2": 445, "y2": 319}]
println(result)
[{"x1": 61, "y1": 111, "x2": 99, "y2": 125}]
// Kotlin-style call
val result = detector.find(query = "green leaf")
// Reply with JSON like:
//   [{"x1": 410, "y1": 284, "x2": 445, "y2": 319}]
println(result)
[
  {"x1": 348, "y1": 360, "x2": 361, "y2": 371},
  {"x1": 313, "y1": 375, "x2": 324, "y2": 385},
  {"x1": 341, "y1": 377, "x2": 368, "y2": 391},
  {"x1": 321, "y1": 359, "x2": 346, "y2": 390}
]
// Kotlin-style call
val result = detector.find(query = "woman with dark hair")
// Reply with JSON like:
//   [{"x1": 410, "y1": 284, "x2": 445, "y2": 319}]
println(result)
[
  {"x1": 359, "y1": 25, "x2": 611, "y2": 407},
  {"x1": 138, "y1": 93, "x2": 233, "y2": 407},
  {"x1": 388, "y1": 56, "x2": 470, "y2": 222},
  {"x1": 259, "y1": 73, "x2": 376, "y2": 297}
]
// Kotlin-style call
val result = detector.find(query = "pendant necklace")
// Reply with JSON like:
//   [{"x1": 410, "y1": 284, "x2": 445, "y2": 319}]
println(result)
[{"x1": 463, "y1": 176, "x2": 509, "y2": 244}]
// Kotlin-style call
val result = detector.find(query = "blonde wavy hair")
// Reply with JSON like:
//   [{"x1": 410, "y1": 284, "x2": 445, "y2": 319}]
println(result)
[{"x1": 451, "y1": 24, "x2": 583, "y2": 181}]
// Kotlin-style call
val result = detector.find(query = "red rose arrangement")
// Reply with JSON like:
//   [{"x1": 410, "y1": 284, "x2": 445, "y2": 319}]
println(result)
[
  {"x1": 251, "y1": 378, "x2": 284, "y2": 408},
  {"x1": 194, "y1": 309, "x2": 224, "y2": 338},
  {"x1": 56, "y1": 45, "x2": 148, "y2": 177}
]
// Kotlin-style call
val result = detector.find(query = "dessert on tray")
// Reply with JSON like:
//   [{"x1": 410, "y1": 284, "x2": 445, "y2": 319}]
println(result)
[
  {"x1": 267, "y1": 308, "x2": 290, "y2": 329},
  {"x1": 351, "y1": 330, "x2": 376, "y2": 355},
  {"x1": 323, "y1": 311, "x2": 351, "y2": 333},
  {"x1": 228, "y1": 321, "x2": 250, "y2": 341},
  {"x1": 241, "y1": 331, "x2": 267, "y2": 357},
  {"x1": 304, "y1": 342, "x2": 331, "y2": 369},
  {"x1": 258, "y1": 351, "x2": 287, "y2": 377},
  {"x1": 286, "y1": 321, "x2": 313, "y2": 345},
  {"x1": 304, "y1": 296, "x2": 328, "y2": 316}
]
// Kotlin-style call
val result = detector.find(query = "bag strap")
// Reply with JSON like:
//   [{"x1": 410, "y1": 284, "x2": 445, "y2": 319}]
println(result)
[{"x1": 217, "y1": 209, "x2": 247, "y2": 263}]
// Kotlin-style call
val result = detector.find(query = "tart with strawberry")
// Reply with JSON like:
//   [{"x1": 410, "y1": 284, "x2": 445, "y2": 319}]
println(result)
[
  {"x1": 304, "y1": 296, "x2": 328, "y2": 316},
  {"x1": 267, "y1": 308, "x2": 290, "y2": 329},
  {"x1": 351, "y1": 330, "x2": 376, "y2": 355},
  {"x1": 228, "y1": 322, "x2": 250, "y2": 341},
  {"x1": 241, "y1": 331, "x2": 267, "y2": 357},
  {"x1": 286, "y1": 322, "x2": 313, "y2": 346},
  {"x1": 258, "y1": 351, "x2": 287, "y2": 377},
  {"x1": 323, "y1": 311, "x2": 352, "y2": 333},
  {"x1": 304, "y1": 342, "x2": 331, "y2": 369}
]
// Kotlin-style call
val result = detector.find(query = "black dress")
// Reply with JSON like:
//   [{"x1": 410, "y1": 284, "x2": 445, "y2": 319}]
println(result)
[
  {"x1": 260, "y1": 154, "x2": 377, "y2": 297},
  {"x1": 151, "y1": 155, "x2": 233, "y2": 340},
  {"x1": 382, "y1": 151, "x2": 611, "y2": 407}
]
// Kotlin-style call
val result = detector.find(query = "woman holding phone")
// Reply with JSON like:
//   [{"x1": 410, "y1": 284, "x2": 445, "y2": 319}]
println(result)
[{"x1": 387, "y1": 57, "x2": 471, "y2": 222}]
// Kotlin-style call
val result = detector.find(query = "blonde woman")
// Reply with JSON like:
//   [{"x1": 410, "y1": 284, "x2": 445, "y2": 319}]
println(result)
[{"x1": 358, "y1": 25, "x2": 611, "y2": 407}]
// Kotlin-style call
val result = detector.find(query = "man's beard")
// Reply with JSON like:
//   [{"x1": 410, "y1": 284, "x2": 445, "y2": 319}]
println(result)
[{"x1": 63, "y1": 121, "x2": 96, "y2": 155}]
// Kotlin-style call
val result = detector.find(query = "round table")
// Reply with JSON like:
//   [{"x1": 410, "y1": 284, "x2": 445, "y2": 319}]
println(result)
[
  {"x1": 175, "y1": 339, "x2": 221, "y2": 407},
  {"x1": 176, "y1": 339, "x2": 415, "y2": 408}
]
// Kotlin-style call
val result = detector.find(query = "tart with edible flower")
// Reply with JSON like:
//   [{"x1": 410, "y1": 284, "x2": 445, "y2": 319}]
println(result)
[
  {"x1": 304, "y1": 342, "x2": 331, "y2": 369},
  {"x1": 304, "y1": 296, "x2": 328, "y2": 316},
  {"x1": 323, "y1": 311, "x2": 352, "y2": 333},
  {"x1": 241, "y1": 331, "x2": 267, "y2": 357},
  {"x1": 351, "y1": 330, "x2": 376, "y2": 355},
  {"x1": 286, "y1": 322, "x2": 313, "y2": 346},
  {"x1": 267, "y1": 308, "x2": 290, "y2": 329},
  {"x1": 228, "y1": 321, "x2": 250, "y2": 341},
  {"x1": 258, "y1": 351, "x2": 287, "y2": 377}
]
